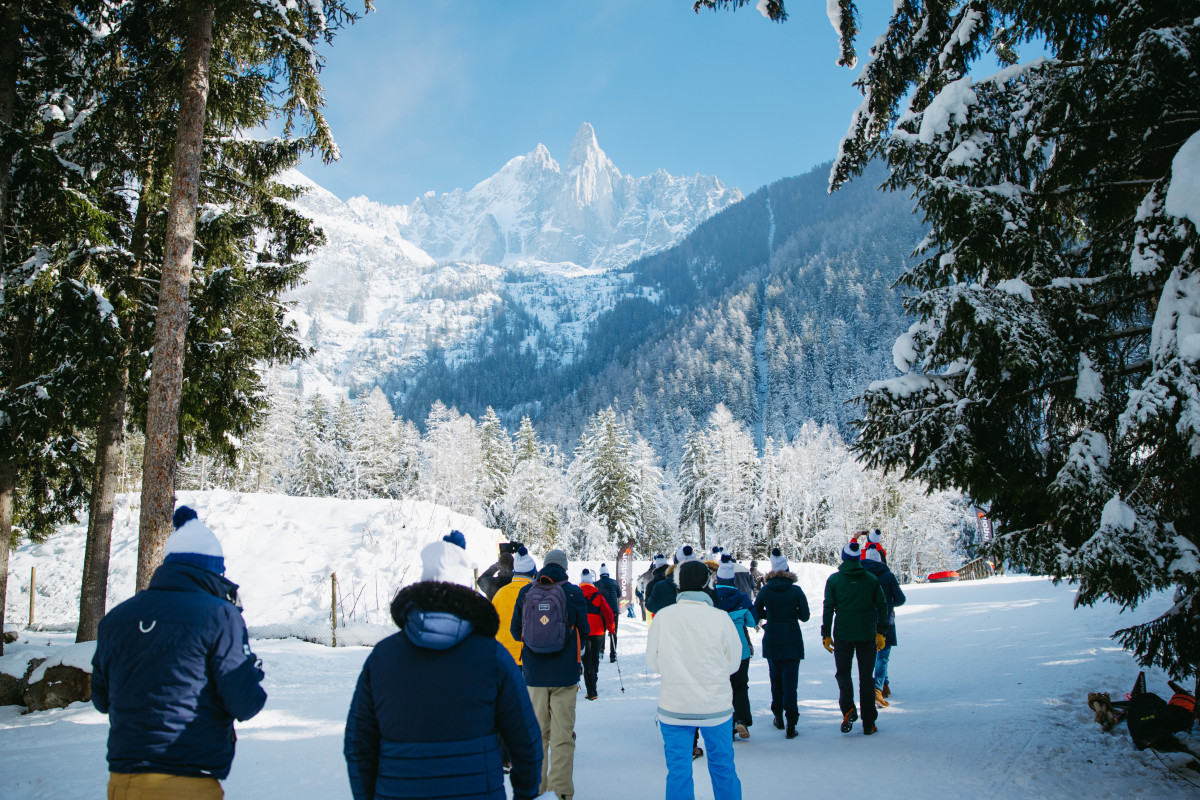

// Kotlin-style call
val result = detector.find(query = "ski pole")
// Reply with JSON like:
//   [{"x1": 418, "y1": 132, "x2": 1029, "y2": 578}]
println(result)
[{"x1": 614, "y1": 656, "x2": 625, "y2": 693}]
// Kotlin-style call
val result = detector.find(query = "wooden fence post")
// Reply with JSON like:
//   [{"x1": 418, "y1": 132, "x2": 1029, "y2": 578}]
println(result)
[{"x1": 330, "y1": 572, "x2": 338, "y2": 648}]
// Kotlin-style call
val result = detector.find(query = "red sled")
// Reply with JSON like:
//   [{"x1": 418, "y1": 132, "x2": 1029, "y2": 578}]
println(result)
[{"x1": 927, "y1": 570, "x2": 960, "y2": 583}]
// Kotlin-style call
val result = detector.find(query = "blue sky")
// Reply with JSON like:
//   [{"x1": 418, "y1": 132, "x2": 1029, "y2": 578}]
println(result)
[{"x1": 300, "y1": 1, "x2": 896, "y2": 206}]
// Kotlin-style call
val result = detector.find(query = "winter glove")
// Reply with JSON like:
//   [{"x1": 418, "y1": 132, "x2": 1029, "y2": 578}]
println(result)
[
  {"x1": 875, "y1": 633, "x2": 886, "y2": 652},
  {"x1": 822, "y1": 636, "x2": 834, "y2": 653}
]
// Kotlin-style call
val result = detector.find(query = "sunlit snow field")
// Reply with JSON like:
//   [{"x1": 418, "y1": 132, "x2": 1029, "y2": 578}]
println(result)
[{"x1": 2, "y1": 493, "x2": 1196, "y2": 799}]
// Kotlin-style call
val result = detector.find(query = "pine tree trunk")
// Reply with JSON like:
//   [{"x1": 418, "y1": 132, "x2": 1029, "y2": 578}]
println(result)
[
  {"x1": 137, "y1": 3, "x2": 215, "y2": 591},
  {"x1": 77, "y1": 375, "x2": 127, "y2": 641},
  {"x1": 698, "y1": 512, "x2": 706, "y2": 550}
]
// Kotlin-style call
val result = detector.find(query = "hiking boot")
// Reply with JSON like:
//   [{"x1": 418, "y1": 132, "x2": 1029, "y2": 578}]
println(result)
[
  {"x1": 864, "y1": 722, "x2": 878, "y2": 735},
  {"x1": 609, "y1": 655, "x2": 616, "y2": 663},
  {"x1": 840, "y1": 708, "x2": 858, "y2": 733},
  {"x1": 875, "y1": 688, "x2": 890, "y2": 708},
  {"x1": 881, "y1": 681, "x2": 891, "y2": 699},
  {"x1": 692, "y1": 746, "x2": 704, "y2": 760},
  {"x1": 734, "y1": 722, "x2": 749, "y2": 739},
  {"x1": 772, "y1": 715, "x2": 784, "y2": 730},
  {"x1": 585, "y1": 694, "x2": 598, "y2": 701},
  {"x1": 786, "y1": 725, "x2": 798, "y2": 739}
]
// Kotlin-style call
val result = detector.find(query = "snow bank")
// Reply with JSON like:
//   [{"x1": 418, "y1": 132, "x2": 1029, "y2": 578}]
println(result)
[{"x1": 5, "y1": 491, "x2": 503, "y2": 643}]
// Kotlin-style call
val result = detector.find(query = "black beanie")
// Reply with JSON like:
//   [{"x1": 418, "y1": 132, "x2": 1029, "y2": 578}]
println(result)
[{"x1": 677, "y1": 560, "x2": 711, "y2": 592}]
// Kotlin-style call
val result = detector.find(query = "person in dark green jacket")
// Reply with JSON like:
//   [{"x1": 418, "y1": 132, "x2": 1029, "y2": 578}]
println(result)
[{"x1": 820, "y1": 541, "x2": 888, "y2": 736}]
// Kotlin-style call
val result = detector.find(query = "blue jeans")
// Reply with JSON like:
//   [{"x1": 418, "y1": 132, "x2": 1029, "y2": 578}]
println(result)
[
  {"x1": 661, "y1": 719, "x2": 741, "y2": 800},
  {"x1": 875, "y1": 645, "x2": 892, "y2": 690}
]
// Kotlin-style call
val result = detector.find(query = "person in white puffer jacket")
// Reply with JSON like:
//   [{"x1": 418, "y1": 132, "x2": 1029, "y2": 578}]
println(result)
[{"x1": 646, "y1": 560, "x2": 744, "y2": 800}]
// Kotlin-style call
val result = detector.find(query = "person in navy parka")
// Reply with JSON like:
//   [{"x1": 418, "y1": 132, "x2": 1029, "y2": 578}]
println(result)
[
  {"x1": 751, "y1": 547, "x2": 811, "y2": 739},
  {"x1": 345, "y1": 532, "x2": 543, "y2": 800},
  {"x1": 91, "y1": 506, "x2": 266, "y2": 799}
]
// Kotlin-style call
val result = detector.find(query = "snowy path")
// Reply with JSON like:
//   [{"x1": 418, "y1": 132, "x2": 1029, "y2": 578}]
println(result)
[{"x1": 3, "y1": 576, "x2": 1195, "y2": 799}]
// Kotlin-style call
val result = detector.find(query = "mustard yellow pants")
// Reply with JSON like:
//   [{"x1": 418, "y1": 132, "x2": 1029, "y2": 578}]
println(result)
[{"x1": 108, "y1": 772, "x2": 223, "y2": 800}]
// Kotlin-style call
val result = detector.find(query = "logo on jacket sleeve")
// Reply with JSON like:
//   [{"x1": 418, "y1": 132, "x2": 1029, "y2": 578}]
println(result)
[{"x1": 138, "y1": 620, "x2": 157, "y2": 633}]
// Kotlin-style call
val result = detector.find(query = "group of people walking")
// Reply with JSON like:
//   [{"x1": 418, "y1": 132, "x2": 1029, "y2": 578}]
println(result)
[{"x1": 89, "y1": 505, "x2": 904, "y2": 800}]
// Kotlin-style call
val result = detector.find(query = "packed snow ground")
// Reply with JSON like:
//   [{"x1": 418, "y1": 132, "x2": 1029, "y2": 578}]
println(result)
[{"x1": 3, "y1": 494, "x2": 1198, "y2": 799}]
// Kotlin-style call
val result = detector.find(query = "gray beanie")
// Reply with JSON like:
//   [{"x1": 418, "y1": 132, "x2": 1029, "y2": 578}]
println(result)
[{"x1": 544, "y1": 549, "x2": 568, "y2": 570}]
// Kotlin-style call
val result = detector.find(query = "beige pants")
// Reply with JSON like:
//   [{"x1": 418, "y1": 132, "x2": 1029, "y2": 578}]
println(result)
[
  {"x1": 527, "y1": 684, "x2": 578, "y2": 799},
  {"x1": 108, "y1": 773, "x2": 223, "y2": 800}
]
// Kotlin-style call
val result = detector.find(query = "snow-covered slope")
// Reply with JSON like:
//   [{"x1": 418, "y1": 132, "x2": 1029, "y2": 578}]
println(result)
[
  {"x1": 283, "y1": 123, "x2": 742, "y2": 400},
  {"x1": 4, "y1": 491, "x2": 503, "y2": 645}
]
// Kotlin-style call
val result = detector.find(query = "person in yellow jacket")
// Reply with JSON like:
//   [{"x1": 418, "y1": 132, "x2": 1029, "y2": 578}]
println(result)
[
  {"x1": 491, "y1": 545, "x2": 538, "y2": 774},
  {"x1": 493, "y1": 546, "x2": 538, "y2": 665}
]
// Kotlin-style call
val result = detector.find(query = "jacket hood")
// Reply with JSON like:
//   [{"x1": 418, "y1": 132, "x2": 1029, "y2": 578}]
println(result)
[
  {"x1": 862, "y1": 559, "x2": 891, "y2": 578},
  {"x1": 764, "y1": 570, "x2": 798, "y2": 585},
  {"x1": 149, "y1": 559, "x2": 239, "y2": 602},
  {"x1": 713, "y1": 584, "x2": 751, "y2": 612},
  {"x1": 535, "y1": 562, "x2": 569, "y2": 584},
  {"x1": 677, "y1": 590, "x2": 714, "y2": 606},
  {"x1": 390, "y1": 581, "x2": 499, "y2": 650},
  {"x1": 838, "y1": 560, "x2": 868, "y2": 577}
]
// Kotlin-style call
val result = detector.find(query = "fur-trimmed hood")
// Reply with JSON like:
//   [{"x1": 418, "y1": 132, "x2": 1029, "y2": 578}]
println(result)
[
  {"x1": 390, "y1": 581, "x2": 500, "y2": 650},
  {"x1": 763, "y1": 570, "x2": 798, "y2": 585}
]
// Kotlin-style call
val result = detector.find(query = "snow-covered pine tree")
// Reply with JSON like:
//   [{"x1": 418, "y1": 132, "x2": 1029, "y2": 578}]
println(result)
[
  {"x1": 421, "y1": 401, "x2": 482, "y2": 516},
  {"x1": 353, "y1": 387, "x2": 401, "y2": 499},
  {"x1": 291, "y1": 394, "x2": 340, "y2": 497},
  {"x1": 816, "y1": 1, "x2": 1200, "y2": 678},
  {"x1": 705, "y1": 404, "x2": 759, "y2": 557},
  {"x1": 678, "y1": 428, "x2": 714, "y2": 548},
  {"x1": 570, "y1": 407, "x2": 642, "y2": 554},
  {"x1": 0, "y1": 1, "x2": 119, "y2": 654},
  {"x1": 632, "y1": 435, "x2": 671, "y2": 557},
  {"x1": 128, "y1": 0, "x2": 370, "y2": 590},
  {"x1": 477, "y1": 407, "x2": 514, "y2": 529}
]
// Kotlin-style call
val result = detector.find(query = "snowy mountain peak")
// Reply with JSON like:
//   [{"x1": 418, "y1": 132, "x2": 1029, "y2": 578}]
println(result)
[
  {"x1": 284, "y1": 127, "x2": 743, "y2": 401},
  {"x1": 565, "y1": 122, "x2": 620, "y2": 208}
]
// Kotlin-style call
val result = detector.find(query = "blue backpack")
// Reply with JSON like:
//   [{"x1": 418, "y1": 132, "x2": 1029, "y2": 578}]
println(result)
[{"x1": 521, "y1": 579, "x2": 569, "y2": 654}]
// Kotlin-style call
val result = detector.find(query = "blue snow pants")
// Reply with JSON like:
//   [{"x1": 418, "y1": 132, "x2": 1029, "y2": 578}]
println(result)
[{"x1": 660, "y1": 718, "x2": 741, "y2": 800}]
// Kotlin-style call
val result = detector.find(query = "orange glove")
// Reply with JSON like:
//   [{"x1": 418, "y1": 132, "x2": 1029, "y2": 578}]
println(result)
[
  {"x1": 875, "y1": 634, "x2": 886, "y2": 652},
  {"x1": 822, "y1": 636, "x2": 834, "y2": 653}
]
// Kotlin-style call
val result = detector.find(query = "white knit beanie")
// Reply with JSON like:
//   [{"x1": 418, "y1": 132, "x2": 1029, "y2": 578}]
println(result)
[
  {"x1": 675, "y1": 545, "x2": 699, "y2": 564},
  {"x1": 420, "y1": 538, "x2": 476, "y2": 588},
  {"x1": 769, "y1": 546, "x2": 788, "y2": 572},
  {"x1": 512, "y1": 546, "x2": 536, "y2": 575},
  {"x1": 868, "y1": 529, "x2": 883, "y2": 545},
  {"x1": 580, "y1": 568, "x2": 596, "y2": 584},
  {"x1": 652, "y1": 553, "x2": 668, "y2": 569},
  {"x1": 842, "y1": 541, "x2": 862, "y2": 562},
  {"x1": 863, "y1": 548, "x2": 882, "y2": 563},
  {"x1": 716, "y1": 554, "x2": 736, "y2": 580}
]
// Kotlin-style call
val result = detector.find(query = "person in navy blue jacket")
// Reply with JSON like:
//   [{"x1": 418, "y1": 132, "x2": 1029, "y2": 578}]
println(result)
[
  {"x1": 345, "y1": 533, "x2": 543, "y2": 800},
  {"x1": 751, "y1": 547, "x2": 811, "y2": 739},
  {"x1": 91, "y1": 506, "x2": 266, "y2": 799}
]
